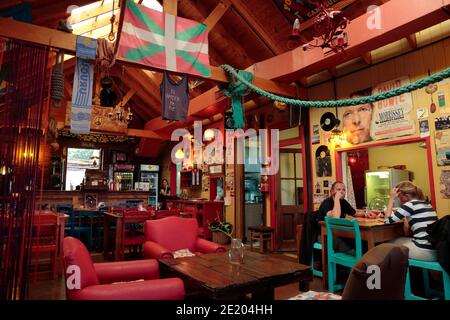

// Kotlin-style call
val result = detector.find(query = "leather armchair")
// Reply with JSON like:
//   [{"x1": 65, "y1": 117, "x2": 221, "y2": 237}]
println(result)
[
  {"x1": 143, "y1": 217, "x2": 226, "y2": 259},
  {"x1": 63, "y1": 237, "x2": 185, "y2": 300}
]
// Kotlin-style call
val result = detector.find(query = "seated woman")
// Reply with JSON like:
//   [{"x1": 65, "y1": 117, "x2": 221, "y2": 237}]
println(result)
[
  {"x1": 317, "y1": 181, "x2": 366, "y2": 251},
  {"x1": 384, "y1": 181, "x2": 438, "y2": 261}
]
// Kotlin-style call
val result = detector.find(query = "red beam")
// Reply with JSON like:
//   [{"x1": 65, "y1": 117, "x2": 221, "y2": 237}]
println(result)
[{"x1": 253, "y1": 0, "x2": 450, "y2": 82}]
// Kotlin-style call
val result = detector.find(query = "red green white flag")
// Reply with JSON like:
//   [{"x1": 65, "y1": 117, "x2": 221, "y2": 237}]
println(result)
[{"x1": 117, "y1": 0, "x2": 211, "y2": 78}]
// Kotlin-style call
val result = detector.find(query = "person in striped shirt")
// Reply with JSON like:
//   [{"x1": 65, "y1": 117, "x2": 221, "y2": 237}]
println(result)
[{"x1": 384, "y1": 181, "x2": 438, "y2": 261}]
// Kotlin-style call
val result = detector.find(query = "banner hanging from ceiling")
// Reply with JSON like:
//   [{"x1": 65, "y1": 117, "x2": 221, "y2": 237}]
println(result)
[{"x1": 117, "y1": 0, "x2": 211, "y2": 78}]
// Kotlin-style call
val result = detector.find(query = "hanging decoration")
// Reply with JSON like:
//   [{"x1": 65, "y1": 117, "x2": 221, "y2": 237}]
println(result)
[
  {"x1": 219, "y1": 70, "x2": 254, "y2": 129},
  {"x1": 220, "y1": 64, "x2": 450, "y2": 109},
  {"x1": 70, "y1": 36, "x2": 97, "y2": 135},
  {"x1": 99, "y1": 76, "x2": 117, "y2": 107},
  {"x1": 116, "y1": 0, "x2": 211, "y2": 78},
  {"x1": 50, "y1": 50, "x2": 65, "y2": 107},
  {"x1": 161, "y1": 71, "x2": 189, "y2": 121},
  {"x1": 288, "y1": 0, "x2": 349, "y2": 52}
]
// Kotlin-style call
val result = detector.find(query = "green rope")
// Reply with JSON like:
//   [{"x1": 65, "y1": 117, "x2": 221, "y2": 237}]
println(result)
[
  {"x1": 220, "y1": 64, "x2": 450, "y2": 108},
  {"x1": 218, "y1": 70, "x2": 253, "y2": 128}
]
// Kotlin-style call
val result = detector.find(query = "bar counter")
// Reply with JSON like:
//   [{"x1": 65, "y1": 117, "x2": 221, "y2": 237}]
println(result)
[{"x1": 36, "y1": 190, "x2": 150, "y2": 208}]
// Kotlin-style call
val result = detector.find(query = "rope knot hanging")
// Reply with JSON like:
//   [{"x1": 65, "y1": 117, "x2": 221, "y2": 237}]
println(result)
[
  {"x1": 50, "y1": 50, "x2": 65, "y2": 107},
  {"x1": 219, "y1": 67, "x2": 254, "y2": 129}
]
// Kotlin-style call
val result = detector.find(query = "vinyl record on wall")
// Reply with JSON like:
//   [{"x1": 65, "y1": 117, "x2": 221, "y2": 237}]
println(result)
[
  {"x1": 320, "y1": 112, "x2": 337, "y2": 132},
  {"x1": 315, "y1": 145, "x2": 332, "y2": 177},
  {"x1": 315, "y1": 145, "x2": 330, "y2": 159}
]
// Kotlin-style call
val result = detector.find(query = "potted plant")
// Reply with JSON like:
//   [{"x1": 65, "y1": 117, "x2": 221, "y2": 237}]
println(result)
[{"x1": 208, "y1": 218, "x2": 233, "y2": 244}]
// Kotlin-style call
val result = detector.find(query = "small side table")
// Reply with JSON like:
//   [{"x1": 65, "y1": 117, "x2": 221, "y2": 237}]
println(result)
[{"x1": 248, "y1": 226, "x2": 274, "y2": 253}]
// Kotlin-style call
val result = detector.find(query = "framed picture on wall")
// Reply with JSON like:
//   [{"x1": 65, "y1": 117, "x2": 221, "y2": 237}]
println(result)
[
  {"x1": 113, "y1": 151, "x2": 128, "y2": 163},
  {"x1": 84, "y1": 193, "x2": 98, "y2": 209},
  {"x1": 209, "y1": 164, "x2": 224, "y2": 177}
]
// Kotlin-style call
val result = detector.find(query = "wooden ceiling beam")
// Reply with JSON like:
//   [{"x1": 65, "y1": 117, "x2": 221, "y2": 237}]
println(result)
[
  {"x1": 163, "y1": 0, "x2": 177, "y2": 15},
  {"x1": 296, "y1": 0, "x2": 357, "y2": 33},
  {"x1": 252, "y1": 0, "x2": 449, "y2": 82},
  {"x1": 203, "y1": 0, "x2": 231, "y2": 31},
  {"x1": 121, "y1": 70, "x2": 162, "y2": 115},
  {"x1": 127, "y1": 128, "x2": 163, "y2": 139},
  {"x1": 178, "y1": 0, "x2": 255, "y2": 70},
  {"x1": 72, "y1": 11, "x2": 119, "y2": 35},
  {"x1": 362, "y1": 52, "x2": 372, "y2": 65},
  {"x1": 229, "y1": 0, "x2": 282, "y2": 55},
  {"x1": 69, "y1": 0, "x2": 120, "y2": 24},
  {"x1": 406, "y1": 33, "x2": 418, "y2": 49},
  {"x1": 0, "y1": 18, "x2": 297, "y2": 97},
  {"x1": 32, "y1": 0, "x2": 95, "y2": 25}
]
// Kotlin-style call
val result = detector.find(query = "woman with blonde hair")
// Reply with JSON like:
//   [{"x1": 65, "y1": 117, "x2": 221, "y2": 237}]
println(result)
[{"x1": 384, "y1": 181, "x2": 438, "y2": 261}]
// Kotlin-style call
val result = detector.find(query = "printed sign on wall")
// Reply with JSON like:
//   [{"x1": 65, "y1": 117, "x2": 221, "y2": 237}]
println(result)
[{"x1": 370, "y1": 77, "x2": 416, "y2": 141}]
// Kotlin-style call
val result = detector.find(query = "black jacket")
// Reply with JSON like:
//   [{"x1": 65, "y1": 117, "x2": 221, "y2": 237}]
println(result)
[
  {"x1": 299, "y1": 210, "x2": 319, "y2": 265},
  {"x1": 427, "y1": 215, "x2": 450, "y2": 274}
]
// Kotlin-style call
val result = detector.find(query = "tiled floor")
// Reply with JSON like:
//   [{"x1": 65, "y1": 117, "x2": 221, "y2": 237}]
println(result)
[{"x1": 27, "y1": 251, "x2": 326, "y2": 300}]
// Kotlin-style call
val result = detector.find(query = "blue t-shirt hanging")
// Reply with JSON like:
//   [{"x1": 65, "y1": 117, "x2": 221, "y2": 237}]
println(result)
[{"x1": 160, "y1": 72, "x2": 189, "y2": 121}]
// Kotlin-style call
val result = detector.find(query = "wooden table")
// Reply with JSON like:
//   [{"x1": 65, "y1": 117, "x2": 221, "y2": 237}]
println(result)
[
  {"x1": 159, "y1": 251, "x2": 312, "y2": 300},
  {"x1": 320, "y1": 218, "x2": 404, "y2": 289}
]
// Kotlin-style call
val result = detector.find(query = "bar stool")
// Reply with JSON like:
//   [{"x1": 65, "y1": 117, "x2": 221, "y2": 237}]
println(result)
[{"x1": 248, "y1": 226, "x2": 274, "y2": 253}]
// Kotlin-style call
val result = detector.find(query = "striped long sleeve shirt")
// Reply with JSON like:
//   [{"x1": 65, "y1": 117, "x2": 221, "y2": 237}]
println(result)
[{"x1": 384, "y1": 200, "x2": 438, "y2": 250}]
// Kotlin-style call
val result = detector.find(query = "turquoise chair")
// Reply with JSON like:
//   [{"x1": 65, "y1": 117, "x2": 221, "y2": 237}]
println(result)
[
  {"x1": 311, "y1": 242, "x2": 323, "y2": 277},
  {"x1": 405, "y1": 259, "x2": 450, "y2": 300},
  {"x1": 325, "y1": 216, "x2": 362, "y2": 293}
]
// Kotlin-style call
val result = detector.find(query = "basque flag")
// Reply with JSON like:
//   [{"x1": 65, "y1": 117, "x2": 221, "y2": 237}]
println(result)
[{"x1": 117, "y1": 0, "x2": 211, "y2": 78}]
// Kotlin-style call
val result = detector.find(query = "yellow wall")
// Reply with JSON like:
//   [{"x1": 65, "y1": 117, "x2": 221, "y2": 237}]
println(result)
[
  {"x1": 367, "y1": 142, "x2": 430, "y2": 200},
  {"x1": 308, "y1": 38, "x2": 450, "y2": 217}
]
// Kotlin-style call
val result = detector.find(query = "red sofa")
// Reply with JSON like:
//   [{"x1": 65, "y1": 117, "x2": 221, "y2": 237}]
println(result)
[
  {"x1": 143, "y1": 216, "x2": 226, "y2": 259},
  {"x1": 63, "y1": 237, "x2": 185, "y2": 300}
]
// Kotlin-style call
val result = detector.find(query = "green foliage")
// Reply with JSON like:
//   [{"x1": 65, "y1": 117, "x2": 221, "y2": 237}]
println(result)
[{"x1": 208, "y1": 218, "x2": 233, "y2": 237}]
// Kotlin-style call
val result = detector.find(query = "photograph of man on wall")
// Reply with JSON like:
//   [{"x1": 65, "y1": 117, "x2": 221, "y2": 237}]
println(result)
[{"x1": 341, "y1": 88, "x2": 373, "y2": 145}]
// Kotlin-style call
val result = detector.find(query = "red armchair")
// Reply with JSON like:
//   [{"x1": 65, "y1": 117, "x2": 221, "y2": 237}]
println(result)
[
  {"x1": 143, "y1": 216, "x2": 226, "y2": 259},
  {"x1": 63, "y1": 237, "x2": 185, "y2": 300}
]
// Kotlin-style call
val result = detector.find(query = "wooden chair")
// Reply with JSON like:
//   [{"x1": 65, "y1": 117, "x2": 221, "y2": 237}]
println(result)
[
  {"x1": 248, "y1": 226, "x2": 274, "y2": 253},
  {"x1": 122, "y1": 210, "x2": 150, "y2": 256},
  {"x1": 31, "y1": 212, "x2": 59, "y2": 279}
]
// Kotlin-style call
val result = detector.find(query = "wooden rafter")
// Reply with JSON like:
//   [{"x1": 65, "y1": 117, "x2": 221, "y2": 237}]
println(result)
[
  {"x1": 70, "y1": 0, "x2": 120, "y2": 24},
  {"x1": 72, "y1": 11, "x2": 120, "y2": 35},
  {"x1": 163, "y1": 0, "x2": 177, "y2": 15},
  {"x1": 178, "y1": 0, "x2": 255, "y2": 70},
  {"x1": 406, "y1": 33, "x2": 417, "y2": 49},
  {"x1": 0, "y1": 17, "x2": 296, "y2": 97},
  {"x1": 362, "y1": 52, "x2": 372, "y2": 65},
  {"x1": 229, "y1": 0, "x2": 282, "y2": 55},
  {"x1": 296, "y1": 0, "x2": 357, "y2": 33},
  {"x1": 203, "y1": 0, "x2": 232, "y2": 31}
]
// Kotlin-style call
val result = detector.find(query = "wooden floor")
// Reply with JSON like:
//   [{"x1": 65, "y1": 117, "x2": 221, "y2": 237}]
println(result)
[{"x1": 26, "y1": 251, "x2": 326, "y2": 300}]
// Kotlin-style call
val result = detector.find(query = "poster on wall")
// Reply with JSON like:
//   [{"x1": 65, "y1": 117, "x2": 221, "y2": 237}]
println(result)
[
  {"x1": 315, "y1": 145, "x2": 332, "y2": 177},
  {"x1": 312, "y1": 124, "x2": 320, "y2": 144},
  {"x1": 440, "y1": 170, "x2": 450, "y2": 198},
  {"x1": 434, "y1": 129, "x2": 450, "y2": 166},
  {"x1": 419, "y1": 119, "x2": 430, "y2": 138},
  {"x1": 370, "y1": 77, "x2": 416, "y2": 141}
]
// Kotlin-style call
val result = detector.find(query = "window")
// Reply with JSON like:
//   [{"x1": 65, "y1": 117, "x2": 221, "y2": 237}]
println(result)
[{"x1": 65, "y1": 148, "x2": 102, "y2": 190}]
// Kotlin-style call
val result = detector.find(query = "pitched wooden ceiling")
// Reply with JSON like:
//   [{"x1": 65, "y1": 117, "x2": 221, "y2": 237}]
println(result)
[{"x1": 0, "y1": 0, "x2": 391, "y2": 126}]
